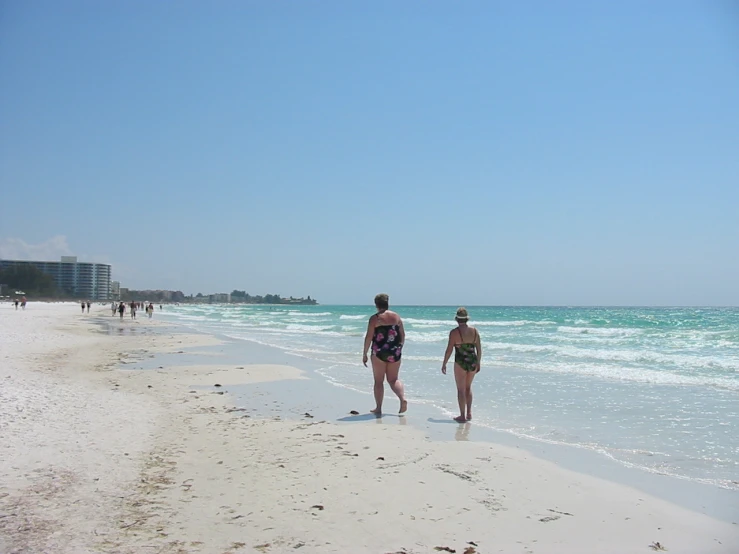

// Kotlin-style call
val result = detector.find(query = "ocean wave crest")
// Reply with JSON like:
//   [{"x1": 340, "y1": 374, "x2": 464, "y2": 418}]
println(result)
[{"x1": 557, "y1": 326, "x2": 643, "y2": 337}]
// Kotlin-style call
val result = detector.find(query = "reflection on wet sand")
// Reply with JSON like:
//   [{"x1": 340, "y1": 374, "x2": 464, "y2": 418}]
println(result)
[{"x1": 455, "y1": 422, "x2": 471, "y2": 441}]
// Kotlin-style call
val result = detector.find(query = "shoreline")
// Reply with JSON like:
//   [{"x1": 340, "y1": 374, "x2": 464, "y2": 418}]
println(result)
[
  {"x1": 155, "y1": 309, "x2": 739, "y2": 523},
  {"x1": 157, "y1": 303, "x2": 739, "y2": 497},
  {"x1": 1, "y1": 303, "x2": 737, "y2": 553}
]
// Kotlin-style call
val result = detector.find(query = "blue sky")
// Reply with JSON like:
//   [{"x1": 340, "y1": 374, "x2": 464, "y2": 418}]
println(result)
[{"x1": 1, "y1": 1, "x2": 737, "y2": 305}]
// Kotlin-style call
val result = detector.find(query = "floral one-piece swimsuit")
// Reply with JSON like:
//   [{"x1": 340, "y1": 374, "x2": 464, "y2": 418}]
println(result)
[{"x1": 372, "y1": 322, "x2": 403, "y2": 363}]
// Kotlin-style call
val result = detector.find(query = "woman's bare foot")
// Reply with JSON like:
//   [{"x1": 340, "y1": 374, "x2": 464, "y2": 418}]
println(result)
[
  {"x1": 454, "y1": 415, "x2": 467, "y2": 423},
  {"x1": 466, "y1": 412, "x2": 472, "y2": 421},
  {"x1": 399, "y1": 400, "x2": 408, "y2": 414},
  {"x1": 370, "y1": 407, "x2": 382, "y2": 415}
]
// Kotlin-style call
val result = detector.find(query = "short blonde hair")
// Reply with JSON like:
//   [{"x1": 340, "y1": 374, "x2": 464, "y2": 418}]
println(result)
[{"x1": 374, "y1": 293, "x2": 389, "y2": 310}]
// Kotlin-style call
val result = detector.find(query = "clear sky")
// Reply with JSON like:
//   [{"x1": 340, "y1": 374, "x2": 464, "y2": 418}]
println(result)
[{"x1": 1, "y1": 1, "x2": 737, "y2": 306}]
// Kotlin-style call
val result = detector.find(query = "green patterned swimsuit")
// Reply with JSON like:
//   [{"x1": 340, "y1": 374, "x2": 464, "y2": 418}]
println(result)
[{"x1": 454, "y1": 327, "x2": 479, "y2": 372}]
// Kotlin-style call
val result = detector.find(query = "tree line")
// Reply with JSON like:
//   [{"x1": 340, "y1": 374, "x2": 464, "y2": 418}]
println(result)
[
  {"x1": 121, "y1": 290, "x2": 186, "y2": 302},
  {"x1": 229, "y1": 291, "x2": 317, "y2": 304}
]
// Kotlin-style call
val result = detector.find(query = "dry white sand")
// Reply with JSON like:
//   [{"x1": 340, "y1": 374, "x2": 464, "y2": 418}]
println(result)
[{"x1": 1, "y1": 303, "x2": 737, "y2": 553}]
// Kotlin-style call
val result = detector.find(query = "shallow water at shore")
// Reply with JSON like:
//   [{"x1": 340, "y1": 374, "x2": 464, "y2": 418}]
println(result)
[
  {"x1": 158, "y1": 305, "x2": 739, "y2": 493},
  {"x1": 119, "y1": 326, "x2": 737, "y2": 524}
]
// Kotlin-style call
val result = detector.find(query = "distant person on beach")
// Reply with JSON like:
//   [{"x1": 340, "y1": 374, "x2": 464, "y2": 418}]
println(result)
[
  {"x1": 21, "y1": 296, "x2": 26, "y2": 310},
  {"x1": 148, "y1": 303, "x2": 154, "y2": 318},
  {"x1": 362, "y1": 293, "x2": 408, "y2": 415},
  {"x1": 441, "y1": 307, "x2": 482, "y2": 423},
  {"x1": 86, "y1": 301, "x2": 90, "y2": 313},
  {"x1": 111, "y1": 302, "x2": 116, "y2": 316},
  {"x1": 118, "y1": 302, "x2": 125, "y2": 319},
  {"x1": 81, "y1": 301, "x2": 85, "y2": 313},
  {"x1": 14, "y1": 299, "x2": 19, "y2": 310},
  {"x1": 129, "y1": 301, "x2": 136, "y2": 319}
]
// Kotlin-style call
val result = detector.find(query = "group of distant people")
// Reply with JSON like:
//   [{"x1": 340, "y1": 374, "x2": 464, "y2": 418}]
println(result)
[
  {"x1": 111, "y1": 301, "x2": 161, "y2": 319},
  {"x1": 7, "y1": 297, "x2": 166, "y2": 321},
  {"x1": 362, "y1": 294, "x2": 482, "y2": 423}
]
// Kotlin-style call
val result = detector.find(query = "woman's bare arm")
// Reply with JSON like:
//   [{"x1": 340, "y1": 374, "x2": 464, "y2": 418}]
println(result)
[
  {"x1": 475, "y1": 328, "x2": 482, "y2": 372},
  {"x1": 441, "y1": 330, "x2": 455, "y2": 374},
  {"x1": 362, "y1": 315, "x2": 376, "y2": 367}
]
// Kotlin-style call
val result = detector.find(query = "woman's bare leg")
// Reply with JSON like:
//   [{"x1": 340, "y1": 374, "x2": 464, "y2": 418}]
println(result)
[
  {"x1": 465, "y1": 371, "x2": 477, "y2": 420},
  {"x1": 370, "y1": 357, "x2": 386, "y2": 414},
  {"x1": 385, "y1": 361, "x2": 407, "y2": 413},
  {"x1": 453, "y1": 364, "x2": 467, "y2": 422}
]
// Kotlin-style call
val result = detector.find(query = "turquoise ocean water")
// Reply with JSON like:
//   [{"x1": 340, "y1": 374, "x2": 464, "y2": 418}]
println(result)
[{"x1": 162, "y1": 305, "x2": 739, "y2": 491}]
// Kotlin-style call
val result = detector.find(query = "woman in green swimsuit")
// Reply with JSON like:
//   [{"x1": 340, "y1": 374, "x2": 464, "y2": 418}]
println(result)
[{"x1": 441, "y1": 307, "x2": 482, "y2": 423}]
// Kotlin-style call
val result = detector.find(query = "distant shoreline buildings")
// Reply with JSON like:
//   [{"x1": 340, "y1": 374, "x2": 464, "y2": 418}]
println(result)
[
  {"x1": 0, "y1": 256, "x2": 111, "y2": 300},
  {"x1": 118, "y1": 289, "x2": 317, "y2": 305},
  {"x1": 0, "y1": 256, "x2": 316, "y2": 305}
]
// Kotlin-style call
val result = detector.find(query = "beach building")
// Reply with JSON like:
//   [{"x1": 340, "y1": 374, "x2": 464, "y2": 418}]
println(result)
[{"x1": 0, "y1": 256, "x2": 112, "y2": 300}]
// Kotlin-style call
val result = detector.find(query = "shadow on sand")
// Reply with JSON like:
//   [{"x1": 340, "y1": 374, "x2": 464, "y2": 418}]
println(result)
[
  {"x1": 427, "y1": 417, "x2": 462, "y2": 424},
  {"x1": 337, "y1": 412, "x2": 405, "y2": 422}
]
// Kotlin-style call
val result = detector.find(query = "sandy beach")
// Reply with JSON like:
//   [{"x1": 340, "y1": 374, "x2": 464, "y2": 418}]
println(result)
[{"x1": 1, "y1": 303, "x2": 737, "y2": 553}]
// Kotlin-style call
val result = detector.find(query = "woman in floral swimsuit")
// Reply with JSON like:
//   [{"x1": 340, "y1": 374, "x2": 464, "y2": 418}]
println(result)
[
  {"x1": 441, "y1": 307, "x2": 482, "y2": 423},
  {"x1": 363, "y1": 293, "x2": 408, "y2": 415}
]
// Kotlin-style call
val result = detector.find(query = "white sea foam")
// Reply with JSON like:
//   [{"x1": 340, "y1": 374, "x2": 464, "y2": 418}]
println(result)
[
  {"x1": 518, "y1": 361, "x2": 739, "y2": 391},
  {"x1": 286, "y1": 347, "x2": 356, "y2": 356},
  {"x1": 256, "y1": 320, "x2": 281, "y2": 326},
  {"x1": 285, "y1": 324, "x2": 335, "y2": 332},
  {"x1": 483, "y1": 341, "x2": 739, "y2": 372},
  {"x1": 476, "y1": 320, "x2": 537, "y2": 327},
  {"x1": 404, "y1": 355, "x2": 443, "y2": 362},
  {"x1": 557, "y1": 326, "x2": 643, "y2": 337},
  {"x1": 556, "y1": 345, "x2": 739, "y2": 372},
  {"x1": 482, "y1": 342, "x2": 555, "y2": 353},
  {"x1": 339, "y1": 314, "x2": 366, "y2": 320},
  {"x1": 404, "y1": 331, "x2": 449, "y2": 343},
  {"x1": 284, "y1": 317, "x2": 335, "y2": 324},
  {"x1": 403, "y1": 318, "x2": 453, "y2": 326},
  {"x1": 403, "y1": 317, "x2": 547, "y2": 327},
  {"x1": 262, "y1": 327, "x2": 347, "y2": 338}
]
